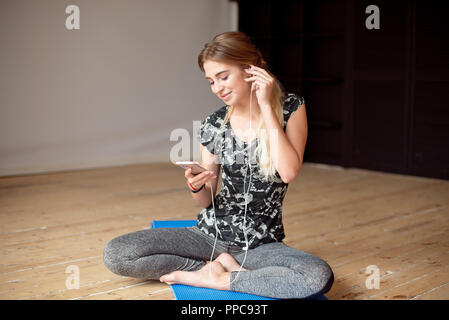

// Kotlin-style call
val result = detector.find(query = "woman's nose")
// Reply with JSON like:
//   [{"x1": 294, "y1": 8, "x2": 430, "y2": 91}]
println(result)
[{"x1": 213, "y1": 83, "x2": 223, "y2": 94}]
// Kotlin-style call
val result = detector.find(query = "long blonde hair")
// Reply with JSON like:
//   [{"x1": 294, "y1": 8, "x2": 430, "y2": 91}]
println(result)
[{"x1": 198, "y1": 31, "x2": 285, "y2": 182}]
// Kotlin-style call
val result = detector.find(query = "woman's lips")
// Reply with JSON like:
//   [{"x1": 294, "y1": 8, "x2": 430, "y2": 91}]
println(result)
[{"x1": 221, "y1": 92, "x2": 232, "y2": 101}]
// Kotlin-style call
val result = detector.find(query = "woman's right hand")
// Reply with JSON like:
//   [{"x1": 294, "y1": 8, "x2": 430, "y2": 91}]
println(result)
[{"x1": 185, "y1": 167, "x2": 217, "y2": 190}]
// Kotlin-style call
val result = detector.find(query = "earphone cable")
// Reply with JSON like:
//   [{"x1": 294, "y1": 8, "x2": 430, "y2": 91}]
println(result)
[{"x1": 208, "y1": 81, "x2": 254, "y2": 283}]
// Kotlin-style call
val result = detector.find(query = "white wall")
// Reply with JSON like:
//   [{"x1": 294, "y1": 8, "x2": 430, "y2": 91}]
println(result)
[{"x1": 0, "y1": 0, "x2": 238, "y2": 177}]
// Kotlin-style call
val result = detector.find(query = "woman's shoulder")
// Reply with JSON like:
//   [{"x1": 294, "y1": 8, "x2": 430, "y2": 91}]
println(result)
[
  {"x1": 201, "y1": 105, "x2": 228, "y2": 127},
  {"x1": 283, "y1": 93, "x2": 305, "y2": 111},
  {"x1": 282, "y1": 93, "x2": 305, "y2": 127},
  {"x1": 197, "y1": 105, "x2": 228, "y2": 155}
]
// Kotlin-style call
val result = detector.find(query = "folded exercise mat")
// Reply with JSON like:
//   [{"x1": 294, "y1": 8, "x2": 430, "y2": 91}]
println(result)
[
  {"x1": 151, "y1": 220, "x2": 198, "y2": 229},
  {"x1": 151, "y1": 220, "x2": 327, "y2": 300}
]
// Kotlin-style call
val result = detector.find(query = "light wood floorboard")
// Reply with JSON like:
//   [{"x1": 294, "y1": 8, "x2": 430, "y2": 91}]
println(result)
[{"x1": 1, "y1": 162, "x2": 447, "y2": 300}]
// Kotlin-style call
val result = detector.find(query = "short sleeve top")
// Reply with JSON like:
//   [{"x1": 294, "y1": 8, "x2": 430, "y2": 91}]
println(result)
[{"x1": 196, "y1": 93, "x2": 304, "y2": 249}]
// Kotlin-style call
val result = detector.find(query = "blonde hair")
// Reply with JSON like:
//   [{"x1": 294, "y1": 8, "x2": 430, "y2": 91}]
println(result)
[{"x1": 198, "y1": 31, "x2": 285, "y2": 182}]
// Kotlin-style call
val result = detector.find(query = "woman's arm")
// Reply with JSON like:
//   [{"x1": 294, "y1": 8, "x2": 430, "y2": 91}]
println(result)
[
  {"x1": 244, "y1": 65, "x2": 308, "y2": 183},
  {"x1": 189, "y1": 144, "x2": 220, "y2": 208},
  {"x1": 260, "y1": 102, "x2": 308, "y2": 183}
]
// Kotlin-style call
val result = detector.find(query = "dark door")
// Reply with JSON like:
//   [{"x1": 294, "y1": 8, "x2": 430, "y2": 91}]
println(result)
[{"x1": 236, "y1": 0, "x2": 449, "y2": 180}]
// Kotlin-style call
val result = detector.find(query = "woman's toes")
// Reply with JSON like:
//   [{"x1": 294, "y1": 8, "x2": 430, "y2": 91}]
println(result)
[{"x1": 160, "y1": 271, "x2": 178, "y2": 283}]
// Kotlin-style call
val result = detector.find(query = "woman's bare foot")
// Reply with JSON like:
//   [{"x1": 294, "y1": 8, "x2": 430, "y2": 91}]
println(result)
[{"x1": 159, "y1": 260, "x2": 231, "y2": 290}]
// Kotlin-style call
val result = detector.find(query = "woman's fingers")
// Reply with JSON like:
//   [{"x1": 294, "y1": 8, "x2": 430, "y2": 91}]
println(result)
[
  {"x1": 244, "y1": 65, "x2": 272, "y2": 82},
  {"x1": 184, "y1": 167, "x2": 194, "y2": 179},
  {"x1": 197, "y1": 171, "x2": 217, "y2": 186},
  {"x1": 245, "y1": 77, "x2": 269, "y2": 89},
  {"x1": 245, "y1": 73, "x2": 270, "y2": 84},
  {"x1": 244, "y1": 75, "x2": 269, "y2": 84},
  {"x1": 187, "y1": 170, "x2": 217, "y2": 189}
]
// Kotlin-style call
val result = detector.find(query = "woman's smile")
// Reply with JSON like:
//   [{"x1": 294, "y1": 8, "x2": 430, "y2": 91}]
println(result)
[{"x1": 220, "y1": 91, "x2": 232, "y2": 101}]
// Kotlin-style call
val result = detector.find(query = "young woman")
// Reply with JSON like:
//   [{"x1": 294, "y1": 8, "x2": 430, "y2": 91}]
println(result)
[{"x1": 104, "y1": 31, "x2": 334, "y2": 299}]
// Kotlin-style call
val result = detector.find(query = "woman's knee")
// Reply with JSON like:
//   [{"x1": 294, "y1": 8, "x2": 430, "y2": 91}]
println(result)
[
  {"x1": 103, "y1": 236, "x2": 133, "y2": 276},
  {"x1": 103, "y1": 234, "x2": 179, "y2": 279},
  {"x1": 289, "y1": 257, "x2": 334, "y2": 298},
  {"x1": 103, "y1": 238, "x2": 120, "y2": 274},
  {"x1": 304, "y1": 260, "x2": 334, "y2": 297},
  {"x1": 314, "y1": 262, "x2": 334, "y2": 294}
]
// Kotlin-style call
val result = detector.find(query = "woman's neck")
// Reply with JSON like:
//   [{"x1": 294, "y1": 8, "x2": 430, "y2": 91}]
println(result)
[{"x1": 230, "y1": 91, "x2": 260, "y2": 120}]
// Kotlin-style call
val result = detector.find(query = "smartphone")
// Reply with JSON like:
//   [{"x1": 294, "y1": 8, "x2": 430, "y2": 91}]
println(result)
[{"x1": 175, "y1": 161, "x2": 207, "y2": 175}]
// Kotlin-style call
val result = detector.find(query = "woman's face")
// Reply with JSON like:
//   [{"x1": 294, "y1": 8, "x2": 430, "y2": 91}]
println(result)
[{"x1": 203, "y1": 60, "x2": 251, "y2": 106}]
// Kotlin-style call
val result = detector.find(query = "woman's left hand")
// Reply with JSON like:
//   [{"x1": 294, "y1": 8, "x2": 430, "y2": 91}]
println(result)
[{"x1": 244, "y1": 64, "x2": 274, "y2": 108}]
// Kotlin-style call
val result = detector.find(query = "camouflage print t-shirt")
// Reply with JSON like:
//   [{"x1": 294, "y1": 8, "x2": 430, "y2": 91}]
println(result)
[{"x1": 196, "y1": 93, "x2": 305, "y2": 249}]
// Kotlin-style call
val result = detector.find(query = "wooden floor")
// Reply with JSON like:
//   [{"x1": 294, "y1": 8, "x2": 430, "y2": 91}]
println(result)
[{"x1": 0, "y1": 162, "x2": 448, "y2": 300}]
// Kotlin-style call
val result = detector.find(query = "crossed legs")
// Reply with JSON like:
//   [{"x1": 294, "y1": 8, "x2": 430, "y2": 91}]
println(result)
[{"x1": 104, "y1": 227, "x2": 334, "y2": 299}]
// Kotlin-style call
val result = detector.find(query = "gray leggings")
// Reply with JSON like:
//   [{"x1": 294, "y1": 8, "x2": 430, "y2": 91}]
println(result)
[{"x1": 103, "y1": 226, "x2": 334, "y2": 299}]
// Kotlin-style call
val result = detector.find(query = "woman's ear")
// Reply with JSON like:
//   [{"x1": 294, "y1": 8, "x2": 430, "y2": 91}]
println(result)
[{"x1": 241, "y1": 64, "x2": 251, "y2": 78}]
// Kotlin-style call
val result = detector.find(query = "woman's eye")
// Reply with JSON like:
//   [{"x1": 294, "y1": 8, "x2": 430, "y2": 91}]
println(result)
[{"x1": 208, "y1": 75, "x2": 228, "y2": 86}]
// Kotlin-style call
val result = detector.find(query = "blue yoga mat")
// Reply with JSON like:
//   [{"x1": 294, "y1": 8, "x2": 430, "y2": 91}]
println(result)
[{"x1": 151, "y1": 219, "x2": 327, "y2": 300}]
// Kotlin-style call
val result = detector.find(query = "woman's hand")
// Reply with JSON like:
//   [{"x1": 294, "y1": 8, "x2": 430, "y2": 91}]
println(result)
[
  {"x1": 244, "y1": 64, "x2": 274, "y2": 108},
  {"x1": 185, "y1": 167, "x2": 216, "y2": 190}
]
